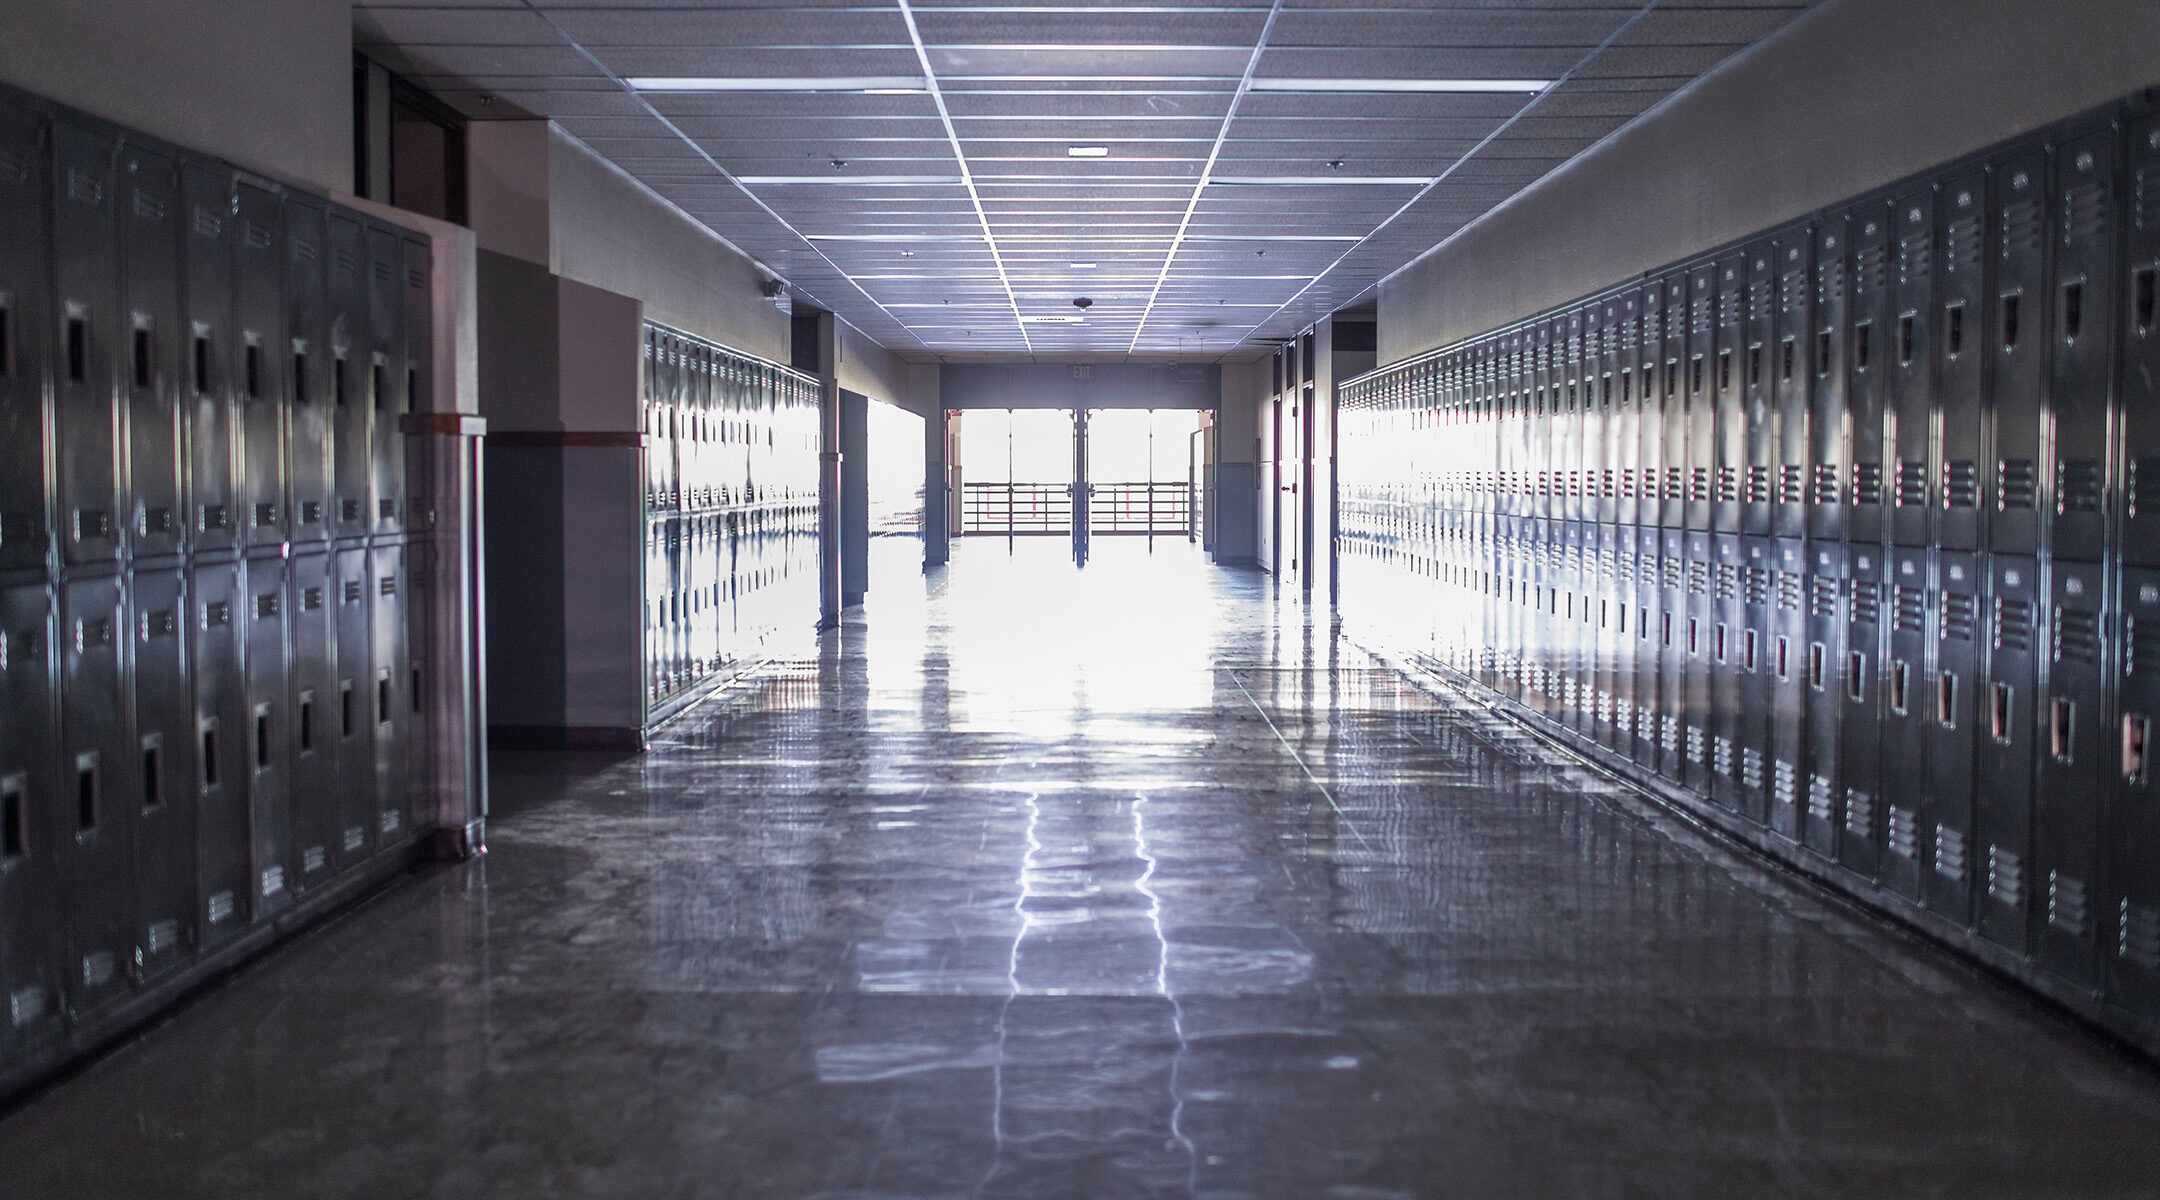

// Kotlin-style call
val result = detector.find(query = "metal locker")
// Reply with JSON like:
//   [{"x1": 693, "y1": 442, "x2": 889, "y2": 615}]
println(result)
[
  {"x1": 1743, "y1": 242, "x2": 1778, "y2": 537},
  {"x1": 1847, "y1": 201, "x2": 1892, "y2": 544},
  {"x1": 326, "y1": 210, "x2": 370, "y2": 541},
  {"x1": 1888, "y1": 186, "x2": 1937, "y2": 549},
  {"x1": 0, "y1": 98, "x2": 52, "y2": 575},
  {"x1": 242, "y1": 556, "x2": 291, "y2": 915},
  {"x1": 1595, "y1": 296, "x2": 1622, "y2": 528},
  {"x1": 333, "y1": 547, "x2": 374, "y2": 868},
  {"x1": 1566, "y1": 307, "x2": 1590, "y2": 528},
  {"x1": 181, "y1": 162, "x2": 239, "y2": 558},
  {"x1": 1632, "y1": 526, "x2": 1665, "y2": 768},
  {"x1": 235, "y1": 182, "x2": 287, "y2": 549},
  {"x1": 1657, "y1": 527, "x2": 1688, "y2": 781},
  {"x1": 1774, "y1": 232, "x2": 1813, "y2": 540},
  {"x1": 1603, "y1": 522, "x2": 1633, "y2": 752},
  {"x1": 57, "y1": 573, "x2": 134, "y2": 1014},
  {"x1": 284, "y1": 196, "x2": 330, "y2": 543},
  {"x1": 189, "y1": 559, "x2": 250, "y2": 951},
  {"x1": 1769, "y1": 537, "x2": 1810, "y2": 840},
  {"x1": 0, "y1": 583, "x2": 65, "y2": 1057},
  {"x1": 2034, "y1": 559, "x2": 2109, "y2": 986},
  {"x1": 369, "y1": 222, "x2": 409, "y2": 537},
  {"x1": 128, "y1": 567, "x2": 194, "y2": 982},
  {"x1": 2048, "y1": 129, "x2": 2120, "y2": 564},
  {"x1": 1880, "y1": 547, "x2": 1932, "y2": 899},
  {"x1": 51, "y1": 120, "x2": 123, "y2": 568},
  {"x1": 1682, "y1": 530, "x2": 1715, "y2": 790},
  {"x1": 1708, "y1": 533, "x2": 1747, "y2": 812},
  {"x1": 1803, "y1": 540, "x2": 1847, "y2": 859},
  {"x1": 1514, "y1": 328, "x2": 1536, "y2": 522},
  {"x1": 400, "y1": 540, "x2": 431, "y2": 838},
  {"x1": 1809, "y1": 217, "x2": 1850, "y2": 542},
  {"x1": 1657, "y1": 273, "x2": 1689, "y2": 530},
  {"x1": 1937, "y1": 172, "x2": 1989, "y2": 551},
  {"x1": 1712, "y1": 255, "x2": 1747, "y2": 535},
  {"x1": 1840, "y1": 543, "x2": 1887, "y2": 877},
  {"x1": 401, "y1": 235, "x2": 432, "y2": 534},
  {"x1": 1685, "y1": 263, "x2": 1718, "y2": 533},
  {"x1": 2109, "y1": 566, "x2": 2160, "y2": 1019},
  {"x1": 1977, "y1": 554, "x2": 2040, "y2": 950},
  {"x1": 1571, "y1": 520, "x2": 1597, "y2": 737},
  {"x1": 1737, "y1": 536, "x2": 1775, "y2": 824},
  {"x1": 1615, "y1": 290, "x2": 1643, "y2": 529},
  {"x1": 1989, "y1": 151, "x2": 2049, "y2": 555},
  {"x1": 1929, "y1": 550, "x2": 1982, "y2": 921},
  {"x1": 119, "y1": 141, "x2": 183, "y2": 561},
  {"x1": 2122, "y1": 115, "x2": 2160, "y2": 565},
  {"x1": 285, "y1": 550, "x2": 336, "y2": 891}
]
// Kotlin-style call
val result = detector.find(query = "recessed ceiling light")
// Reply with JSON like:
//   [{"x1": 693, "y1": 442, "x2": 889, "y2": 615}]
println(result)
[
  {"x1": 898, "y1": 250, "x2": 916, "y2": 257},
  {"x1": 1247, "y1": 78, "x2": 1551, "y2": 94},
  {"x1": 1067, "y1": 145, "x2": 1111, "y2": 158},
  {"x1": 625, "y1": 76, "x2": 928, "y2": 92}
]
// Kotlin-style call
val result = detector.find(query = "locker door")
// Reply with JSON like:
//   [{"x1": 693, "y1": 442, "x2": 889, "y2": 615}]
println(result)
[
  {"x1": 119, "y1": 142, "x2": 183, "y2": 561},
  {"x1": 1657, "y1": 527, "x2": 1688, "y2": 780},
  {"x1": 1809, "y1": 218, "x2": 1850, "y2": 542},
  {"x1": 1803, "y1": 540, "x2": 1847, "y2": 858},
  {"x1": 1847, "y1": 201, "x2": 1892, "y2": 544},
  {"x1": 1607, "y1": 524, "x2": 1635, "y2": 753},
  {"x1": 2123, "y1": 114, "x2": 2160, "y2": 565},
  {"x1": 243, "y1": 557, "x2": 291, "y2": 915},
  {"x1": 2109, "y1": 566, "x2": 2160, "y2": 1019},
  {"x1": 402, "y1": 540, "x2": 432, "y2": 838},
  {"x1": 1880, "y1": 547, "x2": 1932, "y2": 898},
  {"x1": 326, "y1": 210, "x2": 369, "y2": 540},
  {"x1": 1616, "y1": 291, "x2": 1643, "y2": 529},
  {"x1": 1769, "y1": 537, "x2": 1809, "y2": 840},
  {"x1": 1682, "y1": 530, "x2": 1715, "y2": 789},
  {"x1": 401, "y1": 235, "x2": 432, "y2": 535},
  {"x1": 189, "y1": 559, "x2": 250, "y2": 952},
  {"x1": 1568, "y1": 308, "x2": 1590, "y2": 527},
  {"x1": 1840, "y1": 544, "x2": 1887, "y2": 877},
  {"x1": 1571, "y1": 521, "x2": 1596, "y2": 736},
  {"x1": 1990, "y1": 152, "x2": 2049, "y2": 555},
  {"x1": 1978, "y1": 555, "x2": 2040, "y2": 950},
  {"x1": 1596, "y1": 297, "x2": 1621, "y2": 527},
  {"x1": 1523, "y1": 328, "x2": 1544, "y2": 522},
  {"x1": 1937, "y1": 172, "x2": 1988, "y2": 551},
  {"x1": 286, "y1": 550, "x2": 336, "y2": 891},
  {"x1": 0, "y1": 584, "x2": 66, "y2": 1056},
  {"x1": 1658, "y1": 275, "x2": 1689, "y2": 531},
  {"x1": 235, "y1": 182, "x2": 287, "y2": 549},
  {"x1": 1929, "y1": 550, "x2": 1982, "y2": 921},
  {"x1": 2034, "y1": 559, "x2": 2108, "y2": 987},
  {"x1": 333, "y1": 547, "x2": 374, "y2": 868},
  {"x1": 2048, "y1": 129, "x2": 2120, "y2": 564},
  {"x1": 128, "y1": 567, "x2": 193, "y2": 981},
  {"x1": 369, "y1": 222, "x2": 409, "y2": 536},
  {"x1": 181, "y1": 163, "x2": 239, "y2": 557},
  {"x1": 0, "y1": 100, "x2": 52, "y2": 576},
  {"x1": 1774, "y1": 232, "x2": 1813, "y2": 540},
  {"x1": 1712, "y1": 255, "x2": 1746, "y2": 535},
  {"x1": 1743, "y1": 242, "x2": 1777, "y2": 537},
  {"x1": 1889, "y1": 187, "x2": 1937, "y2": 549},
  {"x1": 52, "y1": 120, "x2": 123, "y2": 568},
  {"x1": 1737, "y1": 536, "x2": 1774, "y2": 824},
  {"x1": 58, "y1": 574, "x2": 134, "y2": 1014},
  {"x1": 1708, "y1": 533, "x2": 1746, "y2": 811},
  {"x1": 284, "y1": 197, "x2": 330, "y2": 543},
  {"x1": 1685, "y1": 263, "x2": 1717, "y2": 533}
]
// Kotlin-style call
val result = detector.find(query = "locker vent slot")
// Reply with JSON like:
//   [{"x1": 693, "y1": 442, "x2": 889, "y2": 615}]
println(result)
[
  {"x1": 1687, "y1": 561, "x2": 1709, "y2": 595},
  {"x1": 1946, "y1": 214, "x2": 1982, "y2": 273},
  {"x1": 254, "y1": 502, "x2": 277, "y2": 528},
  {"x1": 1664, "y1": 467, "x2": 1683, "y2": 501},
  {"x1": 1994, "y1": 599, "x2": 2033, "y2": 650},
  {"x1": 253, "y1": 593, "x2": 279, "y2": 619},
  {"x1": 340, "y1": 500, "x2": 360, "y2": 523},
  {"x1": 1741, "y1": 747, "x2": 1764, "y2": 791},
  {"x1": 1812, "y1": 463, "x2": 1839, "y2": 504},
  {"x1": 1852, "y1": 461, "x2": 1883, "y2": 505},
  {"x1": 381, "y1": 809, "x2": 401, "y2": 834},
  {"x1": 1746, "y1": 466, "x2": 1771, "y2": 503},
  {"x1": 1715, "y1": 466, "x2": 1738, "y2": 503},
  {"x1": 300, "y1": 501, "x2": 321, "y2": 526},
  {"x1": 2133, "y1": 458, "x2": 2160, "y2": 518},
  {"x1": 2122, "y1": 900, "x2": 2160, "y2": 969},
  {"x1": 2141, "y1": 165, "x2": 2160, "y2": 231},
  {"x1": 1934, "y1": 825, "x2": 1967, "y2": 879},
  {"x1": 1778, "y1": 572, "x2": 1803, "y2": 611},
  {"x1": 380, "y1": 577, "x2": 397, "y2": 597},
  {"x1": 1942, "y1": 593, "x2": 1977, "y2": 640},
  {"x1": 2003, "y1": 198, "x2": 2044, "y2": 256},
  {"x1": 1844, "y1": 789, "x2": 1874, "y2": 837},
  {"x1": 344, "y1": 581, "x2": 363, "y2": 604},
  {"x1": 303, "y1": 845, "x2": 326, "y2": 874},
  {"x1": 1745, "y1": 567, "x2": 1770, "y2": 606},
  {"x1": 1944, "y1": 460, "x2": 1979, "y2": 509},
  {"x1": 201, "y1": 504, "x2": 230, "y2": 531},
  {"x1": 1887, "y1": 805, "x2": 1918, "y2": 860},
  {"x1": 1774, "y1": 760, "x2": 1798, "y2": 808},
  {"x1": 76, "y1": 509, "x2": 112, "y2": 541},
  {"x1": 1686, "y1": 726, "x2": 1706, "y2": 764},
  {"x1": 301, "y1": 587, "x2": 323, "y2": 612},
  {"x1": 2131, "y1": 613, "x2": 2160, "y2": 674},
  {"x1": 145, "y1": 918, "x2": 179, "y2": 954},
  {"x1": 1896, "y1": 460, "x2": 1928, "y2": 508},
  {"x1": 10, "y1": 986, "x2": 47, "y2": 1029},
  {"x1": 1893, "y1": 585, "x2": 1926, "y2": 632},
  {"x1": 1715, "y1": 563, "x2": 1739, "y2": 601},
  {"x1": 1988, "y1": 846, "x2": 2024, "y2": 906},
  {"x1": 2048, "y1": 871, "x2": 2090, "y2": 936},
  {"x1": 260, "y1": 865, "x2": 284, "y2": 897},
  {"x1": 82, "y1": 951, "x2": 115, "y2": 989},
  {"x1": 2065, "y1": 181, "x2": 2109, "y2": 241},
  {"x1": 1661, "y1": 716, "x2": 1679, "y2": 754},
  {"x1": 1781, "y1": 464, "x2": 1805, "y2": 503},
  {"x1": 2055, "y1": 607, "x2": 2101, "y2": 665},
  {"x1": 206, "y1": 891, "x2": 235, "y2": 925},
  {"x1": 2058, "y1": 459, "x2": 2102, "y2": 513},
  {"x1": 1852, "y1": 579, "x2": 1881, "y2": 626},
  {"x1": 1999, "y1": 459, "x2": 2037, "y2": 509},
  {"x1": 1712, "y1": 735, "x2": 1734, "y2": 778},
  {"x1": 343, "y1": 826, "x2": 365, "y2": 852}
]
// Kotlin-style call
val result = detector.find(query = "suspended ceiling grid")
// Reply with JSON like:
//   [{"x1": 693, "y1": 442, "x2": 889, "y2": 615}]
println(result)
[{"x1": 353, "y1": 1, "x2": 1821, "y2": 363}]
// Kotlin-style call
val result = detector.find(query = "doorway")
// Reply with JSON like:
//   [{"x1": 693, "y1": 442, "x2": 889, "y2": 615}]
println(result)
[{"x1": 955, "y1": 407, "x2": 1203, "y2": 566}]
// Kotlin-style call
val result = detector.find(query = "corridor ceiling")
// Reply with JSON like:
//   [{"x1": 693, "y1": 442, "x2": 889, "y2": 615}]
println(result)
[{"x1": 355, "y1": 1, "x2": 1820, "y2": 363}]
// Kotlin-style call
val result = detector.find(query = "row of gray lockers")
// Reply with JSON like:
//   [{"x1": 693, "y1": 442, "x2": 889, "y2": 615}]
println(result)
[
  {"x1": 1337, "y1": 89, "x2": 2160, "y2": 1042},
  {"x1": 644, "y1": 324, "x2": 822, "y2": 519},
  {"x1": 641, "y1": 323, "x2": 822, "y2": 714},
  {"x1": 0, "y1": 84, "x2": 433, "y2": 575}
]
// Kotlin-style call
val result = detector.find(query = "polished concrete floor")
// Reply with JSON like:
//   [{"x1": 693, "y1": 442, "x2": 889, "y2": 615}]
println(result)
[{"x1": 6, "y1": 536, "x2": 2160, "y2": 1198}]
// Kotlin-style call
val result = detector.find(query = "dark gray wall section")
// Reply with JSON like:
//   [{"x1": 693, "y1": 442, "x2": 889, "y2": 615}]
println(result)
[
  {"x1": 841, "y1": 390, "x2": 869, "y2": 606},
  {"x1": 1378, "y1": 0, "x2": 2160, "y2": 362},
  {"x1": 482, "y1": 445, "x2": 567, "y2": 728},
  {"x1": 1213, "y1": 463, "x2": 1258, "y2": 566},
  {"x1": 941, "y1": 363, "x2": 1221, "y2": 410}
]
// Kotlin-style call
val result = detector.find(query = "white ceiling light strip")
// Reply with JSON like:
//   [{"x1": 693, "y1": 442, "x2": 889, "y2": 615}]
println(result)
[
  {"x1": 1246, "y1": 78, "x2": 1551, "y2": 94},
  {"x1": 512, "y1": 0, "x2": 932, "y2": 351},
  {"x1": 627, "y1": 76, "x2": 927, "y2": 93},
  {"x1": 894, "y1": 0, "x2": 1035, "y2": 355},
  {"x1": 1241, "y1": 0, "x2": 1666, "y2": 343},
  {"x1": 1124, "y1": 0, "x2": 1288, "y2": 356}
]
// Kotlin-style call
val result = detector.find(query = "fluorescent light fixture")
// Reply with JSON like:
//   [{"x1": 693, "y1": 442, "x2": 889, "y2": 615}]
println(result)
[
  {"x1": 1067, "y1": 145, "x2": 1111, "y2": 158},
  {"x1": 740, "y1": 176, "x2": 966, "y2": 186},
  {"x1": 1021, "y1": 315, "x2": 1086, "y2": 324},
  {"x1": 626, "y1": 76, "x2": 927, "y2": 92},
  {"x1": 1069, "y1": 262, "x2": 1098, "y2": 269},
  {"x1": 1208, "y1": 176, "x2": 1432, "y2": 186},
  {"x1": 1247, "y1": 78, "x2": 1550, "y2": 94}
]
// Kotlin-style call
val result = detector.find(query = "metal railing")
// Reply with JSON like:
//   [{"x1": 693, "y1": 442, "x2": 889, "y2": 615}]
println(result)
[
  {"x1": 1089, "y1": 482, "x2": 1191, "y2": 535},
  {"x1": 961, "y1": 482, "x2": 1073, "y2": 535}
]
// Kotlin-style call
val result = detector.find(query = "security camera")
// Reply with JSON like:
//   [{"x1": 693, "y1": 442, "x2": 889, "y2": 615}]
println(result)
[{"x1": 1073, "y1": 297, "x2": 1093, "y2": 309}]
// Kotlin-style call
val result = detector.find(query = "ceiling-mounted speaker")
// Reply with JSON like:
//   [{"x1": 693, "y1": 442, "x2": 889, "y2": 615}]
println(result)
[{"x1": 760, "y1": 279, "x2": 787, "y2": 299}]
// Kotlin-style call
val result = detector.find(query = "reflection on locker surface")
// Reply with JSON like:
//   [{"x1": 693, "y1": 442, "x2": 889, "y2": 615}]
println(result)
[
  {"x1": 1338, "y1": 88, "x2": 2160, "y2": 1049},
  {"x1": 641, "y1": 323, "x2": 821, "y2": 722},
  {"x1": 0, "y1": 82, "x2": 436, "y2": 1097}
]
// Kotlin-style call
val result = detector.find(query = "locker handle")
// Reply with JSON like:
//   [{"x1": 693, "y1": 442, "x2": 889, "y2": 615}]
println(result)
[
  {"x1": 1991, "y1": 683, "x2": 2012, "y2": 743},
  {"x1": 1816, "y1": 330, "x2": 1832, "y2": 378},
  {"x1": 2125, "y1": 714, "x2": 2150, "y2": 783},
  {"x1": 66, "y1": 314, "x2": 87, "y2": 382},
  {"x1": 1847, "y1": 652, "x2": 1867, "y2": 702},
  {"x1": 1776, "y1": 635, "x2": 1790, "y2": 681},
  {"x1": 1945, "y1": 302, "x2": 1965, "y2": 358},
  {"x1": 75, "y1": 752, "x2": 98, "y2": 833},
  {"x1": 1, "y1": 775, "x2": 23, "y2": 860},
  {"x1": 1853, "y1": 321, "x2": 1873, "y2": 371},
  {"x1": 141, "y1": 735, "x2": 162, "y2": 811},
  {"x1": 2061, "y1": 280, "x2": 2084, "y2": 342},
  {"x1": 1938, "y1": 673, "x2": 1957, "y2": 727},
  {"x1": 1780, "y1": 336, "x2": 1796, "y2": 382},
  {"x1": 1897, "y1": 313, "x2": 1915, "y2": 367},
  {"x1": 2136, "y1": 267, "x2": 2156, "y2": 336},
  {"x1": 0, "y1": 302, "x2": 10, "y2": 375},
  {"x1": 254, "y1": 704, "x2": 273, "y2": 771},
  {"x1": 2050, "y1": 697, "x2": 2075, "y2": 762},
  {"x1": 201, "y1": 721, "x2": 219, "y2": 790},
  {"x1": 193, "y1": 332, "x2": 210, "y2": 394},
  {"x1": 1743, "y1": 629, "x2": 1758, "y2": 673},
  {"x1": 1889, "y1": 660, "x2": 1909, "y2": 715},
  {"x1": 2000, "y1": 294, "x2": 2021, "y2": 352}
]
